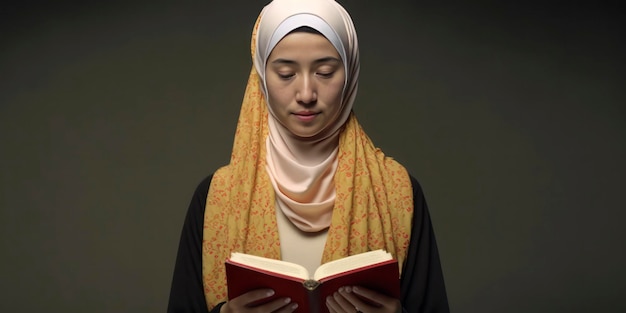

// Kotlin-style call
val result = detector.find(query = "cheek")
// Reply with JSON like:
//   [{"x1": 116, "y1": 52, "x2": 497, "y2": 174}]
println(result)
[
  {"x1": 327, "y1": 81, "x2": 345, "y2": 106},
  {"x1": 267, "y1": 86, "x2": 291, "y2": 114},
  {"x1": 329, "y1": 72, "x2": 346, "y2": 102},
  {"x1": 266, "y1": 80, "x2": 288, "y2": 110}
]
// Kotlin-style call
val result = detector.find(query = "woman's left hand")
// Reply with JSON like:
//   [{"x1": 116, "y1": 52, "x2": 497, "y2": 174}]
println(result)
[{"x1": 325, "y1": 286, "x2": 401, "y2": 313}]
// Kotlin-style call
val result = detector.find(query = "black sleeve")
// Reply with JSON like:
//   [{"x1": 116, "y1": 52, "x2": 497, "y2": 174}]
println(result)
[
  {"x1": 167, "y1": 175, "x2": 225, "y2": 313},
  {"x1": 400, "y1": 175, "x2": 450, "y2": 313}
]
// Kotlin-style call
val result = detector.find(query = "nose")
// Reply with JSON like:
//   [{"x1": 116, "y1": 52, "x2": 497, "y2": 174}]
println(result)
[{"x1": 295, "y1": 76, "x2": 317, "y2": 105}]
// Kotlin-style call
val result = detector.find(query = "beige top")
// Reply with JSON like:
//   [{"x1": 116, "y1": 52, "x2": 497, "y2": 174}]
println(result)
[{"x1": 276, "y1": 203, "x2": 329, "y2": 275}]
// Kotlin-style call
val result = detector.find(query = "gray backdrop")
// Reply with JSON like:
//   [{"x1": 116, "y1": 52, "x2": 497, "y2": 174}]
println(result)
[{"x1": 1, "y1": 1, "x2": 624, "y2": 312}]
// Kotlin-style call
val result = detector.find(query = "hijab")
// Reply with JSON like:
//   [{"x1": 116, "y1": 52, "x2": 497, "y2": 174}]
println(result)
[
  {"x1": 257, "y1": 0, "x2": 360, "y2": 232},
  {"x1": 202, "y1": 0, "x2": 414, "y2": 308}
]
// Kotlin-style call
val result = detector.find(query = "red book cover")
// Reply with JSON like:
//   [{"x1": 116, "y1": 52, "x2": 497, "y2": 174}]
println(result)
[{"x1": 225, "y1": 256, "x2": 400, "y2": 313}]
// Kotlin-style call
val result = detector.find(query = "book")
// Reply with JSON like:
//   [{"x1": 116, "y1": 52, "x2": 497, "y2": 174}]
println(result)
[{"x1": 225, "y1": 249, "x2": 400, "y2": 313}]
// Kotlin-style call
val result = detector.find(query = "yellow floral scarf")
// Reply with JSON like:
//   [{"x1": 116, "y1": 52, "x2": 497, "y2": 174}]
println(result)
[{"x1": 201, "y1": 10, "x2": 414, "y2": 310}]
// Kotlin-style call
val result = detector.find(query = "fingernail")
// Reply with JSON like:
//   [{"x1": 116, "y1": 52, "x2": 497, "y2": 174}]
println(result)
[
  {"x1": 344, "y1": 286, "x2": 352, "y2": 293},
  {"x1": 267, "y1": 290, "x2": 275, "y2": 296},
  {"x1": 291, "y1": 303, "x2": 299, "y2": 310},
  {"x1": 284, "y1": 297, "x2": 291, "y2": 303}
]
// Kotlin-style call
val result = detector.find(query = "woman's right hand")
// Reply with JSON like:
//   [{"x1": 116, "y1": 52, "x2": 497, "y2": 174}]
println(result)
[{"x1": 220, "y1": 289, "x2": 299, "y2": 313}]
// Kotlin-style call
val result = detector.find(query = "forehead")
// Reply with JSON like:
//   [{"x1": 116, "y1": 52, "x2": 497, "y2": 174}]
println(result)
[{"x1": 268, "y1": 32, "x2": 341, "y2": 61}]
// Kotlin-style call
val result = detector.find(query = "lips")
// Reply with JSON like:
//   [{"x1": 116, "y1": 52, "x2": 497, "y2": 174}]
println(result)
[
  {"x1": 294, "y1": 110, "x2": 317, "y2": 116},
  {"x1": 293, "y1": 111, "x2": 319, "y2": 121}
]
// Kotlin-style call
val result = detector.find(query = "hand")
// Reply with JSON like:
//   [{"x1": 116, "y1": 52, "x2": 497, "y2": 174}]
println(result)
[
  {"x1": 326, "y1": 286, "x2": 401, "y2": 313},
  {"x1": 220, "y1": 289, "x2": 298, "y2": 313}
]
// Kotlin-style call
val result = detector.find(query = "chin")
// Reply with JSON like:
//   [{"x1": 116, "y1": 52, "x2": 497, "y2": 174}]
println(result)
[
  {"x1": 287, "y1": 128, "x2": 323, "y2": 139},
  {"x1": 290, "y1": 132, "x2": 318, "y2": 139}
]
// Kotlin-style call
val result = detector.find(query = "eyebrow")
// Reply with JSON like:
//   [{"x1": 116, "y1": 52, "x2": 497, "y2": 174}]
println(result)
[{"x1": 270, "y1": 56, "x2": 342, "y2": 65}]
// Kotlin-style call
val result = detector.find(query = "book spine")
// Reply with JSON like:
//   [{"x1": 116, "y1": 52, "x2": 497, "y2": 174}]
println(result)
[{"x1": 306, "y1": 285, "x2": 321, "y2": 313}]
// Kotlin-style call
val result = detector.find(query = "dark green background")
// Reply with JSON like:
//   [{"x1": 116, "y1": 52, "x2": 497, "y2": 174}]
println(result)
[{"x1": 1, "y1": 1, "x2": 624, "y2": 312}]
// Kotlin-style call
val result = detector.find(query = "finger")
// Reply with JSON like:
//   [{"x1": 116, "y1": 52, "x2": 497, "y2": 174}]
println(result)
[
  {"x1": 352, "y1": 286, "x2": 401, "y2": 313},
  {"x1": 237, "y1": 288, "x2": 276, "y2": 304},
  {"x1": 275, "y1": 301, "x2": 299, "y2": 313},
  {"x1": 227, "y1": 289, "x2": 276, "y2": 311},
  {"x1": 326, "y1": 294, "x2": 342, "y2": 313},
  {"x1": 334, "y1": 287, "x2": 359, "y2": 313},
  {"x1": 257, "y1": 297, "x2": 298, "y2": 313},
  {"x1": 338, "y1": 286, "x2": 369, "y2": 310},
  {"x1": 352, "y1": 286, "x2": 389, "y2": 304}
]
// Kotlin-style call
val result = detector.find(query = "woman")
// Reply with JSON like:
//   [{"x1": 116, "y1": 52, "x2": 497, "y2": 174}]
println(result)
[{"x1": 168, "y1": 0, "x2": 449, "y2": 312}]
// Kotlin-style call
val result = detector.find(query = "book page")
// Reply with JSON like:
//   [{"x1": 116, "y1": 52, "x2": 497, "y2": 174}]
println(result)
[
  {"x1": 230, "y1": 252, "x2": 310, "y2": 280},
  {"x1": 313, "y1": 250, "x2": 393, "y2": 281}
]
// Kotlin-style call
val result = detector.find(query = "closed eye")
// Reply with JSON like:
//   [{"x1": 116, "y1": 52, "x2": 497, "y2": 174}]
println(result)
[
  {"x1": 317, "y1": 71, "x2": 334, "y2": 78},
  {"x1": 278, "y1": 73, "x2": 295, "y2": 80}
]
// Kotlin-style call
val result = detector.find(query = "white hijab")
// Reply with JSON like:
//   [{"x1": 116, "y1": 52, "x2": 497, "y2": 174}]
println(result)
[{"x1": 254, "y1": 0, "x2": 360, "y2": 232}]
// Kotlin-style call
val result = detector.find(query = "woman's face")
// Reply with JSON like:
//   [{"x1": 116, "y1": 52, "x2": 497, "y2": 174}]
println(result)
[{"x1": 265, "y1": 32, "x2": 345, "y2": 138}]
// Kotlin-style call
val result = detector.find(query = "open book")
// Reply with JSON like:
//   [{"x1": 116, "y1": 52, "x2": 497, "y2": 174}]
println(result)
[{"x1": 225, "y1": 249, "x2": 400, "y2": 313}]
